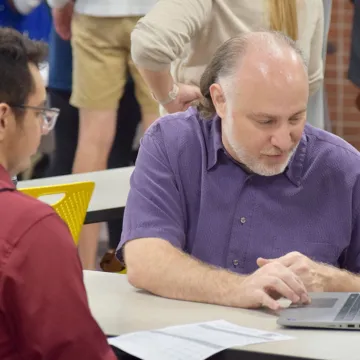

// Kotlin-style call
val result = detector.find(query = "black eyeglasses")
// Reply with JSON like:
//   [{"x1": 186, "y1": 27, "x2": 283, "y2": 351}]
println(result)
[{"x1": 10, "y1": 105, "x2": 60, "y2": 134}]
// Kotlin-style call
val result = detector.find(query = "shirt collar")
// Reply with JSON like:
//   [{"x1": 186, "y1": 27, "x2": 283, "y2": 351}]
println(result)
[
  {"x1": 206, "y1": 116, "x2": 307, "y2": 186},
  {"x1": 0, "y1": 165, "x2": 16, "y2": 191},
  {"x1": 284, "y1": 131, "x2": 307, "y2": 187},
  {"x1": 207, "y1": 115, "x2": 223, "y2": 170}
]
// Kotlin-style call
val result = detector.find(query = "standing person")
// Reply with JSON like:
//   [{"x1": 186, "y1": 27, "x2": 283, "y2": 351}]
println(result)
[
  {"x1": 131, "y1": 0, "x2": 324, "y2": 127},
  {"x1": 0, "y1": 27, "x2": 117, "y2": 360},
  {"x1": 47, "y1": 0, "x2": 158, "y2": 269},
  {"x1": 46, "y1": 23, "x2": 141, "y2": 265}
]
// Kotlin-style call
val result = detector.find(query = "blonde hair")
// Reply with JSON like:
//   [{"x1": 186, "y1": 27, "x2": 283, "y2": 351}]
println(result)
[{"x1": 268, "y1": 0, "x2": 298, "y2": 41}]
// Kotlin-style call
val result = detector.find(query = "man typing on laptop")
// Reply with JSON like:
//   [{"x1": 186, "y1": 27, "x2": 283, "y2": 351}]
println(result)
[{"x1": 118, "y1": 31, "x2": 360, "y2": 311}]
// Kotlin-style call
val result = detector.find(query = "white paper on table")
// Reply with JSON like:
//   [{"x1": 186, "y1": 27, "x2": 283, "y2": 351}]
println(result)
[{"x1": 108, "y1": 320, "x2": 294, "y2": 360}]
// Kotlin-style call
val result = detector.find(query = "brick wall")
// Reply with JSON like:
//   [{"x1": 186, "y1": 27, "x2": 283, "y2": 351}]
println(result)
[{"x1": 326, "y1": 0, "x2": 360, "y2": 148}]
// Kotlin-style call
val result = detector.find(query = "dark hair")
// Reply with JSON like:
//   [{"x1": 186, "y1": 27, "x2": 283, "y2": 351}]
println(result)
[
  {"x1": 197, "y1": 31, "x2": 306, "y2": 119},
  {"x1": 0, "y1": 28, "x2": 48, "y2": 118}
]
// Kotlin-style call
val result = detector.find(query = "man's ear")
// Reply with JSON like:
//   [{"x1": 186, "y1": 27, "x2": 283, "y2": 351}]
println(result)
[
  {"x1": 0, "y1": 103, "x2": 12, "y2": 141},
  {"x1": 209, "y1": 83, "x2": 227, "y2": 119}
]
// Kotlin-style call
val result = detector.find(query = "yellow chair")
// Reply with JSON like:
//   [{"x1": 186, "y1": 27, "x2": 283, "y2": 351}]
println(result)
[{"x1": 20, "y1": 181, "x2": 95, "y2": 244}]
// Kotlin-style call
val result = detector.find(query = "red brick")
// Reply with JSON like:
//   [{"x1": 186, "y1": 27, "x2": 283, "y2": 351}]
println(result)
[
  {"x1": 343, "y1": 27, "x2": 353, "y2": 39},
  {"x1": 326, "y1": 54, "x2": 337, "y2": 67},
  {"x1": 325, "y1": 83, "x2": 339, "y2": 96},
  {"x1": 325, "y1": 68, "x2": 337, "y2": 79},
  {"x1": 345, "y1": 1, "x2": 355, "y2": 11},
  {"x1": 343, "y1": 96, "x2": 359, "y2": 107},
  {"x1": 327, "y1": 25, "x2": 339, "y2": 38}
]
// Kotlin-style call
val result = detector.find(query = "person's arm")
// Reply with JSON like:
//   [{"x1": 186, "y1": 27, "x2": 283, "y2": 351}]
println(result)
[
  {"x1": 47, "y1": 0, "x2": 73, "y2": 40},
  {"x1": 258, "y1": 251, "x2": 360, "y2": 293},
  {"x1": 125, "y1": 237, "x2": 247, "y2": 307},
  {"x1": 1, "y1": 213, "x2": 116, "y2": 360},
  {"x1": 119, "y1": 128, "x2": 308, "y2": 310},
  {"x1": 125, "y1": 237, "x2": 309, "y2": 309},
  {"x1": 307, "y1": 1, "x2": 325, "y2": 96},
  {"x1": 326, "y1": 268, "x2": 360, "y2": 291},
  {"x1": 131, "y1": 0, "x2": 212, "y2": 112}
]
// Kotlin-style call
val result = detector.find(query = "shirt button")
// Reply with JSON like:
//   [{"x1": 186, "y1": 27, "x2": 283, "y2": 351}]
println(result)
[
  {"x1": 233, "y1": 259, "x2": 239, "y2": 267},
  {"x1": 240, "y1": 217, "x2": 246, "y2": 224}
]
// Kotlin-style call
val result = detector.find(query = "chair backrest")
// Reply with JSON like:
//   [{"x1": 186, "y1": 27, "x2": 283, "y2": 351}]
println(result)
[{"x1": 20, "y1": 181, "x2": 95, "y2": 244}]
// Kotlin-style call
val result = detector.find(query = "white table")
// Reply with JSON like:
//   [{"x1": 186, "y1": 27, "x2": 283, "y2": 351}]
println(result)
[
  {"x1": 18, "y1": 167, "x2": 134, "y2": 223},
  {"x1": 84, "y1": 271, "x2": 358, "y2": 360}
]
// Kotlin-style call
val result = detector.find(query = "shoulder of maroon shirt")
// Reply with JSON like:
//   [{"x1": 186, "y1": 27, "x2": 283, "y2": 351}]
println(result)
[
  {"x1": 0, "y1": 185, "x2": 57, "y2": 250},
  {"x1": 0, "y1": 185, "x2": 118, "y2": 360}
]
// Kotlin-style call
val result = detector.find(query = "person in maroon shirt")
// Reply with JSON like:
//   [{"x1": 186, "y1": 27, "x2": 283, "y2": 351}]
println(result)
[{"x1": 0, "y1": 28, "x2": 117, "y2": 360}]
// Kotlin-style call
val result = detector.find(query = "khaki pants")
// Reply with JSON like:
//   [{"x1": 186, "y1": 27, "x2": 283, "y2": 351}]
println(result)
[{"x1": 71, "y1": 14, "x2": 158, "y2": 113}]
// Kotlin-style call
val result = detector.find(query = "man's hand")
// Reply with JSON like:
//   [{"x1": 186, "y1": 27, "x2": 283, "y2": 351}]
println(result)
[
  {"x1": 236, "y1": 261, "x2": 310, "y2": 311},
  {"x1": 257, "y1": 252, "x2": 333, "y2": 292},
  {"x1": 163, "y1": 83, "x2": 202, "y2": 114},
  {"x1": 52, "y1": 1, "x2": 74, "y2": 41}
]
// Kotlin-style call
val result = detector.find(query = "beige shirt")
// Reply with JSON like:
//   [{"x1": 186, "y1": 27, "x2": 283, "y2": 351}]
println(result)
[
  {"x1": 48, "y1": 0, "x2": 157, "y2": 17},
  {"x1": 131, "y1": 0, "x2": 324, "y2": 96}
]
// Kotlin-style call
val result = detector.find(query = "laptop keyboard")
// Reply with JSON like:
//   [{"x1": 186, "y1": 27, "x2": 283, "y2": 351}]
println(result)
[{"x1": 335, "y1": 294, "x2": 360, "y2": 321}]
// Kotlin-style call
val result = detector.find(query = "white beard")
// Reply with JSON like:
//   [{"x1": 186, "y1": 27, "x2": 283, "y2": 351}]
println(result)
[{"x1": 222, "y1": 113, "x2": 297, "y2": 177}]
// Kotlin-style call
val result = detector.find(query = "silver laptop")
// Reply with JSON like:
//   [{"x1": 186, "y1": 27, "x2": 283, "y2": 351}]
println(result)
[{"x1": 277, "y1": 292, "x2": 360, "y2": 330}]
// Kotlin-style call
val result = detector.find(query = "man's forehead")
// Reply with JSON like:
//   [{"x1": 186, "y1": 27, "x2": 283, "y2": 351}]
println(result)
[
  {"x1": 230, "y1": 61, "x2": 308, "y2": 114},
  {"x1": 231, "y1": 61, "x2": 308, "y2": 106},
  {"x1": 235, "y1": 38, "x2": 305, "y2": 74},
  {"x1": 238, "y1": 52, "x2": 305, "y2": 80}
]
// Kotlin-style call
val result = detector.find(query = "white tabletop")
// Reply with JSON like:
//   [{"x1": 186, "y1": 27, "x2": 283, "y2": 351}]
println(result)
[
  {"x1": 18, "y1": 167, "x2": 134, "y2": 212},
  {"x1": 84, "y1": 271, "x2": 358, "y2": 360}
]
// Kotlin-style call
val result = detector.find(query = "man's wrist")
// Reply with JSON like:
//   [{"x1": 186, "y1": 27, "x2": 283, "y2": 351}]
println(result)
[
  {"x1": 321, "y1": 265, "x2": 360, "y2": 292},
  {"x1": 152, "y1": 83, "x2": 179, "y2": 106},
  {"x1": 201, "y1": 267, "x2": 245, "y2": 307},
  {"x1": 216, "y1": 270, "x2": 247, "y2": 307},
  {"x1": 139, "y1": 67, "x2": 178, "y2": 105}
]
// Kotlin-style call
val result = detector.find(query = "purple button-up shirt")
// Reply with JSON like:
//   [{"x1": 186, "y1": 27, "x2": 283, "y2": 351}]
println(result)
[{"x1": 118, "y1": 107, "x2": 360, "y2": 274}]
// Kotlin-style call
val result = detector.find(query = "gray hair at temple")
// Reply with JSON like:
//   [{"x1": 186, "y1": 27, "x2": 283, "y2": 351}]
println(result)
[{"x1": 197, "y1": 31, "x2": 308, "y2": 119}]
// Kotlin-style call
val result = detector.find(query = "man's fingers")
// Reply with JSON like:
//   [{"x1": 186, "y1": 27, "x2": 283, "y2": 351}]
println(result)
[
  {"x1": 281, "y1": 271, "x2": 310, "y2": 303},
  {"x1": 260, "y1": 292, "x2": 282, "y2": 311},
  {"x1": 194, "y1": 87, "x2": 202, "y2": 98},
  {"x1": 258, "y1": 252, "x2": 301, "y2": 268},
  {"x1": 257, "y1": 259, "x2": 308, "y2": 300},
  {"x1": 267, "y1": 277, "x2": 302, "y2": 304},
  {"x1": 183, "y1": 85, "x2": 202, "y2": 100},
  {"x1": 277, "y1": 252, "x2": 304, "y2": 267},
  {"x1": 257, "y1": 257, "x2": 273, "y2": 267}
]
